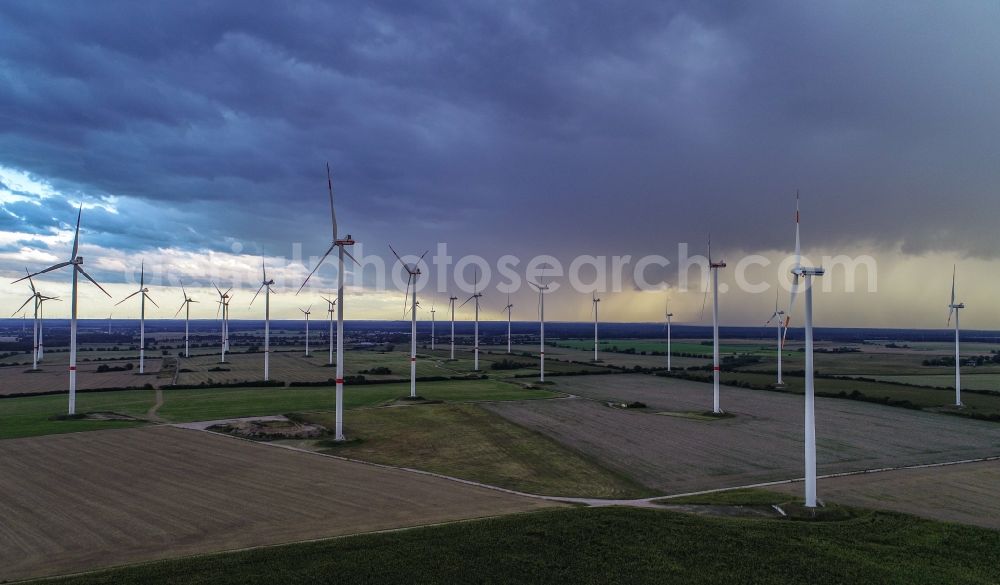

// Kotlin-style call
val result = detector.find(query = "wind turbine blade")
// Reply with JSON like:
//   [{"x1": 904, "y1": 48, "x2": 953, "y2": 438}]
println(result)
[
  {"x1": 327, "y1": 162, "x2": 338, "y2": 241},
  {"x1": 212, "y1": 281, "x2": 223, "y2": 297},
  {"x1": 342, "y1": 248, "x2": 360, "y2": 266},
  {"x1": 175, "y1": 301, "x2": 187, "y2": 317},
  {"x1": 249, "y1": 283, "x2": 265, "y2": 307},
  {"x1": 24, "y1": 268, "x2": 36, "y2": 294},
  {"x1": 527, "y1": 280, "x2": 540, "y2": 291},
  {"x1": 262, "y1": 257, "x2": 267, "y2": 282},
  {"x1": 794, "y1": 190, "x2": 801, "y2": 268},
  {"x1": 12, "y1": 296, "x2": 34, "y2": 316},
  {"x1": 402, "y1": 273, "x2": 412, "y2": 317},
  {"x1": 180, "y1": 281, "x2": 187, "y2": 299},
  {"x1": 77, "y1": 266, "x2": 112, "y2": 297},
  {"x1": 70, "y1": 205, "x2": 82, "y2": 260},
  {"x1": 140, "y1": 261, "x2": 144, "y2": 288},
  {"x1": 459, "y1": 295, "x2": 474, "y2": 308},
  {"x1": 947, "y1": 308, "x2": 954, "y2": 327},
  {"x1": 115, "y1": 289, "x2": 143, "y2": 306},
  {"x1": 951, "y1": 265, "x2": 956, "y2": 306},
  {"x1": 144, "y1": 293, "x2": 159, "y2": 308},
  {"x1": 297, "y1": 242, "x2": 336, "y2": 294},
  {"x1": 216, "y1": 301, "x2": 222, "y2": 318},
  {"x1": 13, "y1": 262, "x2": 72, "y2": 283},
  {"x1": 418, "y1": 250, "x2": 429, "y2": 262}
]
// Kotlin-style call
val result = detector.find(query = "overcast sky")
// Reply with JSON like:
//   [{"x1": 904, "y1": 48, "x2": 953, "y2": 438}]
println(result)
[{"x1": 1, "y1": 1, "x2": 998, "y2": 327}]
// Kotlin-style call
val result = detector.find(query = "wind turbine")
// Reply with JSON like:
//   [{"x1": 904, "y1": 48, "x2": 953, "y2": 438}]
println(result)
[
  {"x1": 502, "y1": 294, "x2": 514, "y2": 354},
  {"x1": 300, "y1": 305, "x2": 312, "y2": 357},
  {"x1": 448, "y1": 295, "x2": 458, "y2": 360},
  {"x1": 701, "y1": 238, "x2": 726, "y2": 414},
  {"x1": 212, "y1": 283, "x2": 233, "y2": 363},
  {"x1": 12, "y1": 270, "x2": 53, "y2": 371},
  {"x1": 765, "y1": 288, "x2": 786, "y2": 386},
  {"x1": 37, "y1": 293, "x2": 61, "y2": 361},
  {"x1": 784, "y1": 192, "x2": 825, "y2": 509},
  {"x1": 665, "y1": 298, "x2": 673, "y2": 372},
  {"x1": 948, "y1": 266, "x2": 965, "y2": 407},
  {"x1": 528, "y1": 278, "x2": 551, "y2": 382},
  {"x1": 430, "y1": 305, "x2": 436, "y2": 351},
  {"x1": 321, "y1": 294, "x2": 337, "y2": 365},
  {"x1": 250, "y1": 258, "x2": 276, "y2": 381},
  {"x1": 107, "y1": 313, "x2": 113, "y2": 335},
  {"x1": 591, "y1": 291, "x2": 601, "y2": 362},
  {"x1": 460, "y1": 269, "x2": 483, "y2": 371},
  {"x1": 390, "y1": 245, "x2": 427, "y2": 398},
  {"x1": 297, "y1": 163, "x2": 357, "y2": 442},
  {"x1": 116, "y1": 262, "x2": 158, "y2": 374},
  {"x1": 13, "y1": 205, "x2": 110, "y2": 415},
  {"x1": 175, "y1": 282, "x2": 197, "y2": 358}
]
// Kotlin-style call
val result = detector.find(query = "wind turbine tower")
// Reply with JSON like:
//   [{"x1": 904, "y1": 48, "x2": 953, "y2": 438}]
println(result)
[
  {"x1": 389, "y1": 245, "x2": 427, "y2": 398},
  {"x1": 297, "y1": 164, "x2": 358, "y2": 442},
  {"x1": 116, "y1": 262, "x2": 158, "y2": 374},
  {"x1": 250, "y1": 259, "x2": 276, "y2": 381},
  {"x1": 13, "y1": 206, "x2": 110, "y2": 415},
  {"x1": 502, "y1": 295, "x2": 514, "y2": 354},
  {"x1": 948, "y1": 266, "x2": 965, "y2": 407}
]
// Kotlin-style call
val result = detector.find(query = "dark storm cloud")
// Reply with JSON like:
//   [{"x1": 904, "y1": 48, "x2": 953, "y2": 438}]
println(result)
[{"x1": 1, "y1": 0, "x2": 998, "y2": 271}]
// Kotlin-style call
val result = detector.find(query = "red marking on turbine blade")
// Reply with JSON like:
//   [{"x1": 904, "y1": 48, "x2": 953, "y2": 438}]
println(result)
[
  {"x1": 540, "y1": 352, "x2": 545, "y2": 355},
  {"x1": 335, "y1": 378, "x2": 344, "y2": 384},
  {"x1": 712, "y1": 366, "x2": 721, "y2": 371},
  {"x1": 796, "y1": 210, "x2": 800, "y2": 223},
  {"x1": 410, "y1": 357, "x2": 416, "y2": 362},
  {"x1": 69, "y1": 366, "x2": 77, "y2": 371}
]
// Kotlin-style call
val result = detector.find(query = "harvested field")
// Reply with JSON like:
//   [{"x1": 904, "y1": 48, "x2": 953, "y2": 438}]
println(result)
[
  {"x1": 503, "y1": 343, "x2": 708, "y2": 370},
  {"x1": 482, "y1": 374, "x2": 1000, "y2": 494},
  {"x1": 771, "y1": 459, "x2": 1000, "y2": 530},
  {"x1": 0, "y1": 426, "x2": 558, "y2": 581},
  {"x1": 0, "y1": 358, "x2": 161, "y2": 396}
]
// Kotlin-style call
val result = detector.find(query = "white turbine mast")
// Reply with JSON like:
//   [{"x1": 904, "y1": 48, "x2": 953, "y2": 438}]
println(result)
[
  {"x1": 528, "y1": 278, "x2": 551, "y2": 382},
  {"x1": 321, "y1": 294, "x2": 337, "y2": 366},
  {"x1": 765, "y1": 288, "x2": 786, "y2": 386},
  {"x1": 12, "y1": 270, "x2": 59, "y2": 370},
  {"x1": 174, "y1": 281, "x2": 197, "y2": 358},
  {"x1": 300, "y1": 305, "x2": 312, "y2": 357},
  {"x1": 212, "y1": 283, "x2": 233, "y2": 363},
  {"x1": 591, "y1": 291, "x2": 601, "y2": 362},
  {"x1": 250, "y1": 258, "x2": 276, "y2": 381},
  {"x1": 947, "y1": 265, "x2": 964, "y2": 407},
  {"x1": 116, "y1": 261, "x2": 158, "y2": 374},
  {"x1": 701, "y1": 237, "x2": 726, "y2": 414},
  {"x1": 430, "y1": 305, "x2": 436, "y2": 351},
  {"x1": 297, "y1": 163, "x2": 358, "y2": 442},
  {"x1": 459, "y1": 268, "x2": 483, "y2": 371},
  {"x1": 502, "y1": 294, "x2": 514, "y2": 354},
  {"x1": 785, "y1": 191, "x2": 825, "y2": 509},
  {"x1": 665, "y1": 297, "x2": 673, "y2": 372},
  {"x1": 13, "y1": 205, "x2": 111, "y2": 415},
  {"x1": 390, "y1": 245, "x2": 428, "y2": 398},
  {"x1": 448, "y1": 295, "x2": 458, "y2": 360}
]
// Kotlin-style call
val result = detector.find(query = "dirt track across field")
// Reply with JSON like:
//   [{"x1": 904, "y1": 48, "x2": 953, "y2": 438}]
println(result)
[
  {"x1": 483, "y1": 374, "x2": 1000, "y2": 494},
  {"x1": 0, "y1": 426, "x2": 558, "y2": 581},
  {"x1": 772, "y1": 459, "x2": 1000, "y2": 530}
]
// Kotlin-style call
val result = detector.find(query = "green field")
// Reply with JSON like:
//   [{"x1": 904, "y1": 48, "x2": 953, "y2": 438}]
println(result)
[
  {"x1": 36, "y1": 506, "x2": 1000, "y2": 585},
  {"x1": 301, "y1": 403, "x2": 651, "y2": 498},
  {"x1": 0, "y1": 379, "x2": 558, "y2": 440},
  {"x1": 557, "y1": 339, "x2": 774, "y2": 356},
  {"x1": 707, "y1": 371, "x2": 1000, "y2": 418},
  {"x1": 871, "y1": 373, "x2": 1000, "y2": 392}
]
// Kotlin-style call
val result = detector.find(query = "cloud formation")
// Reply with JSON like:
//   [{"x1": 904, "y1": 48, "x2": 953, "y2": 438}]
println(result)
[{"x1": 1, "y1": 1, "x2": 998, "y2": 324}]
